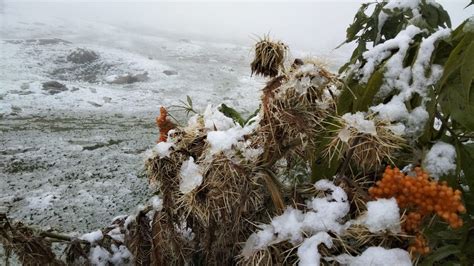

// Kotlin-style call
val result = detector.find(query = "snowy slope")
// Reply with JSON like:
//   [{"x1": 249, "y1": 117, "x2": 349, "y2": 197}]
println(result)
[{"x1": 0, "y1": 3, "x2": 264, "y2": 235}]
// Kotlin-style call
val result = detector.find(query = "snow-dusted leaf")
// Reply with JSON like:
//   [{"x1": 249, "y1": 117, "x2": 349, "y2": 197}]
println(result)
[{"x1": 439, "y1": 22, "x2": 474, "y2": 131}]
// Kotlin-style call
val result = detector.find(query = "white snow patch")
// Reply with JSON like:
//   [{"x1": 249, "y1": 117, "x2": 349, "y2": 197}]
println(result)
[
  {"x1": 80, "y1": 230, "x2": 103, "y2": 243},
  {"x1": 362, "y1": 198, "x2": 401, "y2": 233},
  {"x1": 367, "y1": 26, "x2": 450, "y2": 137},
  {"x1": 153, "y1": 141, "x2": 174, "y2": 159},
  {"x1": 207, "y1": 126, "x2": 249, "y2": 154},
  {"x1": 243, "y1": 147, "x2": 264, "y2": 161},
  {"x1": 110, "y1": 244, "x2": 132, "y2": 265},
  {"x1": 341, "y1": 112, "x2": 377, "y2": 136},
  {"x1": 89, "y1": 246, "x2": 112, "y2": 266},
  {"x1": 26, "y1": 193, "x2": 58, "y2": 210},
  {"x1": 387, "y1": 123, "x2": 406, "y2": 136},
  {"x1": 361, "y1": 25, "x2": 422, "y2": 83},
  {"x1": 297, "y1": 232, "x2": 333, "y2": 266},
  {"x1": 242, "y1": 180, "x2": 349, "y2": 259},
  {"x1": 334, "y1": 246, "x2": 412, "y2": 266},
  {"x1": 107, "y1": 227, "x2": 124, "y2": 243},
  {"x1": 384, "y1": 0, "x2": 424, "y2": 10},
  {"x1": 423, "y1": 141, "x2": 457, "y2": 179},
  {"x1": 203, "y1": 104, "x2": 236, "y2": 131},
  {"x1": 179, "y1": 157, "x2": 203, "y2": 193},
  {"x1": 149, "y1": 195, "x2": 163, "y2": 211}
]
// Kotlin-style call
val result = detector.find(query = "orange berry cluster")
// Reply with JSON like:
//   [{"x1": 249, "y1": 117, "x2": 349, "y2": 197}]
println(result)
[
  {"x1": 156, "y1": 107, "x2": 176, "y2": 143},
  {"x1": 369, "y1": 166, "x2": 466, "y2": 256},
  {"x1": 408, "y1": 233, "x2": 430, "y2": 255},
  {"x1": 368, "y1": 166, "x2": 466, "y2": 231}
]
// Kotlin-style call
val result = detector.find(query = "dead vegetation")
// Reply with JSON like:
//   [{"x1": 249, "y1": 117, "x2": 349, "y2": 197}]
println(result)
[
  {"x1": 1, "y1": 37, "x2": 416, "y2": 265},
  {"x1": 251, "y1": 36, "x2": 287, "y2": 78}
]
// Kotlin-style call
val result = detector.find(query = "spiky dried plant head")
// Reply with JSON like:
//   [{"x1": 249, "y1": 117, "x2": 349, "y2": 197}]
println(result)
[
  {"x1": 251, "y1": 35, "x2": 288, "y2": 78},
  {"x1": 328, "y1": 224, "x2": 409, "y2": 257},
  {"x1": 258, "y1": 60, "x2": 339, "y2": 163},
  {"x1": 174, "y1": 153, "x2": 267, "y2": 264},
  {"x1": 324, "y1": 113, "x2": 406, "y2": 171},
  {"x1": 146, "y1": 151, "x2": 185, "y2": 190}
]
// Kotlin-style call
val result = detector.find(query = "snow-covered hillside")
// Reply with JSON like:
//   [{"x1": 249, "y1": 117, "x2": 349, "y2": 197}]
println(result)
[{"x1": 0, "y1": 4, "x2": 266, "y2": 234}]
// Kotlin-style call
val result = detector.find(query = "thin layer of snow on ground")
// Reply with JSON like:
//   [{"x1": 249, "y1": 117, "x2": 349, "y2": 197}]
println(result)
[{"x1": 0, "y1": 3, "x2": 264, "y2": 237}]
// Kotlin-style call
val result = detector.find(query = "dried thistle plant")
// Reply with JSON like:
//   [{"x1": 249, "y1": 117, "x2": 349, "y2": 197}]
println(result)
[
  {"x1": 324, "y1": 114, "x2": 406, "y2": 171},
  {"x1": 251, "y1": 35, "x2": 288, "y2": 78},
  {"x1": 257, "y1": 60, "x2": 339, "y2": 165},
  {"x1": 173, "y1": 153, "x2": 268, "y2": 264}
]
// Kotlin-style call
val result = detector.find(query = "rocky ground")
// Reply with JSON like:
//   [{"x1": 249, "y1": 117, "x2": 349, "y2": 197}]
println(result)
[
  {"x1": 0, "y1": 32, "x2": 263, "y2": 236},
  {"x1": 0, "y1": 0, "x2": 351, "y2": 246}
]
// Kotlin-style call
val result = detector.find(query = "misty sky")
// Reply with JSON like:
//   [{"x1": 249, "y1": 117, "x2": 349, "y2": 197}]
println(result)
[{"x1": 1, "y1": 0, "x2": 472, "y2": 55}]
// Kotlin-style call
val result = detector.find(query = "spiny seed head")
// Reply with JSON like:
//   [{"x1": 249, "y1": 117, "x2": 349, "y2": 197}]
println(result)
[
  {"x1": 251, "y1": 35, "x2": 288, "y2": 78},
  {"x1": 324, "y1": 115, "x2": 405, "y2": 170}
]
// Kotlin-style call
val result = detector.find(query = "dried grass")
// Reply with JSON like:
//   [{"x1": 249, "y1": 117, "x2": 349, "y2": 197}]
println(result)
[
  {"x1": 0, "y1": 214, "x2": 64, "y2": 266},
  {"x1": 251, "y1": 35, "x2": 288, "y2": 78},
  {"x1": 324, "y1": 115, "x2": 406, "y2": 172},
  {"x1": 125, "y1": 211, "x2": 152, "y2": 265},
  {"x1": 257, "y1": 59, "x2": 339, "y2": 166}
]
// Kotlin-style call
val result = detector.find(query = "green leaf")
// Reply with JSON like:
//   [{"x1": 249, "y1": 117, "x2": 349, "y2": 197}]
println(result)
[
  {"x1": 438, "y1": 28, "x2": 473, "y2": 91},
  {"x1": 311, "y1": 117, "x2": 341, "y2": 182},
  {"x1": 440, "y1": 81, "x2": 474, "y2": 131},
  {"x1": 418, "y1": 89, "x2": 437, "y2": 144},
  {"x1": 244, "y1": 106, "x2": 261, "y2": 126},
  {"x1": 345, "y1": 3, "x2": 370, "y2": 42},
  {"x1": 218, "y1": 104, "x2": 245, "y2": 127},
  {"x1": 186, "y1": 95, "x2": 193, "y2": 108},
  {"x1": 420, "y1": 245, "x2": 461, "y2": 266},
  {"x1": 460, "y1": 42, "x2": 474, "y2": 101},
  {"x1": 454, "y1": 141, "x2": 474, "y2": 212},
  {"x1": 353, "y1": 68, "x2": 384, "y2": 112},
  {"x1": 466, "y1": 0, "x2": 474, "y2": 8},
  {"x1": 421, "y1": 4, "x2": 440, "y2": 29},
  {"x1": 438, "y1": 24, "x2": 474, "y2": 131},
  {"x1": 336, "y1": 78, "x2": 357, "y2": 115},
  {"x1": 438, "y1": 4, "x2": 452, "y2": 28},
  {"x1": 339, "y1": 41, "x2": 366, "y2": 74}
]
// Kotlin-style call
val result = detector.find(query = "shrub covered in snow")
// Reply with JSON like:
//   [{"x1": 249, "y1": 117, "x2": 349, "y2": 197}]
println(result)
[{"x1": 1, "y1": 0, "x2": 473, "y2": 265}]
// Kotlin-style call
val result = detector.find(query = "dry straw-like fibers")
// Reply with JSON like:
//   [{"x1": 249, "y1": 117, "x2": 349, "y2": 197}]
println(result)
[
  {"x1": 257, "y1": 58, "x2": 339, "y2": 164},
  {"x1": 0, "y1": 214, "x2": 63, "y2": 266},
  {"x1": 324, "y1": 115, "x2": 406, "y2": 172},
  {"x1": 251, "y1": 36, "x2": 288, "y2": 78}
]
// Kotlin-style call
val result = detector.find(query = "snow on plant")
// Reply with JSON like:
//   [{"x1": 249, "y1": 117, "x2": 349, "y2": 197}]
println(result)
[
  {"x1": 241, "y1": 180, "x2": 349, "y2": 262},
  {"x1": 151, "y1": 141, "x2": 174, "y2": 159},
  {"x1": 360, "y1": 25, "x2": 423, "y2": 83},
  {"x1": 334, "y1": 246, "x2": 412, "y2": 266},
  {"x1": 325, "y1": 112, "x2": 405, "y2": 170},
  {"x1": 80, "y1": 229, "x2": 104, "y2": 244},
  {"x1": 360, "y1": 198, "x2": 401, "y2": 233},
  {"x1": 207, "y1": 124, "x2": 255, "y2": 155},
  {"x1": 423, "y1": 141, "x2": 457, "y2": 179},
  {"x1": 368, "y1": 27, "x2": 451, "y2": 136},
  {"x1": 297, "y1": 232, "x2": 333, "y2": 266},
  {"x1": 1, "y1": 1, "x2": 473, "y2": 265},
  {"x1": 179, "y1": 157, "x2": 203, "y2": 193}
]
